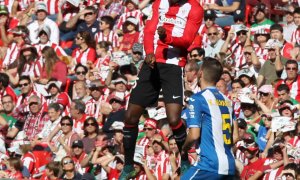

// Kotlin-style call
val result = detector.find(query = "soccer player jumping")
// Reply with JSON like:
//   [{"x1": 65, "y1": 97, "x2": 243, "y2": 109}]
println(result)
[{"x1": 119, "y1": 0, "x2": 203, "y2": 178}]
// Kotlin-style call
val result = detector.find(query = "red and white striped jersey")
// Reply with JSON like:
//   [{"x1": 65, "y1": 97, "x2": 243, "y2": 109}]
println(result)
[
  {"x1": 152, "y1": 151, "x2": 171, "y2": 179},
  {"x1": 116, "y1": 10, "x2": 143, "y2": 30},
  {"x1": 94, "y1": 31, "x2": 120, "y2": 48},
  {"x1": 85, "y1": 96, "x2": 106, "y2": 119},
  {"x1": 143, "y1": 0, "x2": 203, "y2": 67},
  {"x1": 3, "y1": 42, "x2": 21, "y2": 67},
  {"x1": 45, "y1": 0, "x2": 60, "y2": 15},
  {"x1": 33, "y1": 42, "x2": 67, "y2": 57},
  {"x1": 263, "y1": 159, "x2": 284, "y2": 180},
  {"x1": 291, "y1": 28, "x2": 300, "y2": 45},
  {"x1": 229, "y1": 43, "x2": 247, "y2": 70},
  {"x1": 253, "y1": 44, "x2": 268, "y2": 61},
  {"x1": 274, "y1": 75, "x2": 300, "y2": 103},
  {"x1": 72, "y1": 47, "x2": 97, "y2": 67},
  {"x1": 21, "y1": 62, "x2": 39, "y2": 79}
]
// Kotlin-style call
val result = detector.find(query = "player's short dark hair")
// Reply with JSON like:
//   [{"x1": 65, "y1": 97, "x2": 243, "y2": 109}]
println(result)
[
  {"x1": 201, "y1": 57, "x2": 223, "y2": 84},
  {"x1": 277, "y1": 84, "x2": 290, "y2": 93},
  {"x1": 190, "y1": 47, "x2": 205, "y2": 57}
]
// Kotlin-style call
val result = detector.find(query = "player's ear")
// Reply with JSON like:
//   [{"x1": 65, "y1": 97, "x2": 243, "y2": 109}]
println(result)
[{"x1": 198, "y1": 69, "x2": 202, "y2": 78}]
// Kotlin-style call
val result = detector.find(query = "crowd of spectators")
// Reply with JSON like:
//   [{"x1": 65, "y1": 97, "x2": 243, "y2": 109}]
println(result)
[{"x1": 0, "y1": 0, "x2": 300, "y2": 179}]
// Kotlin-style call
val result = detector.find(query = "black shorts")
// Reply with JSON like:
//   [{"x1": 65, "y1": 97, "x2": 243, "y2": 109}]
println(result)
[{"x1": 129, "y1": 62, "x2": 184, "y2": 107}]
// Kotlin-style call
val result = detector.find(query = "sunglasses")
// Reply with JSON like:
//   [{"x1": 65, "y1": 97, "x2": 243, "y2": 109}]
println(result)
[
  {"x1": 76, "y1": 71, "x2": 86, "y2": 75},
  {"x1": 133, "y1": 51, "x2": 142, "y2": 55},
  {"x1": 84, "y1": 12, "x2": 94, "y2": 17},
  {"x1": 237, "y1": 31, "x2": 247, "y2": 36},
  {"x1": 286, "y1": 67, "x2": 297, "y2": 71},
  {"x1": 76, "y1": 36, "x2": 83, "y2": 40},
  {"x1": 85, "y1": 122, "x2": 96, "y2": 126},
  {"x1": 143, "y1": 128, "x2": 154, "y2": 131},
  {"x1": 29, "y1": 102, "x2": 39, "y2": 106},
  {"x1": 19, "y1": 83, "x2": 29, "y2": 87},
  {"x1": 259, "y1": 92, "x2": 269, "y2": 96},
  {"x1": 190, "y1": 54, "x2": 199, "y2": 58},
  {"x1": 207, "y1": 32, "x2": 218, "y2": 36},
  {"x1": 283, "y1": 173, "x2": 294, "y2": 178},
  {"x1": 61, "y1": 123, "x2": 72, "y2": 126},
  {"x1": 110, "y1": 99, "x2": 122, "y2": 104},
  {"x1": 63, "y1": 159, "x2": 74, "y2": 165}
]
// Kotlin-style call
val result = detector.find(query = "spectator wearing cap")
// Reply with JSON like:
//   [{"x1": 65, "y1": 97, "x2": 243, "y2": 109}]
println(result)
[
  {"x1": 207, "y1": 0, "x2": 245, "y2": 27},
  {"x1": 36, "y1": 103, "x2": 62, "y2": 143},
  {"x1": 184, "y1": 61, "x2": 201, "y2": 94},
  {"x1": 39, "y1": 46, "x2": 68, "y2": 85},
  {"x1": 95, "y1": 16, "x2": 119, "y2": 51},
  {"x1": 240, "y1": 142, "x2": 265, "y2": 179},
  {"x1": 131, "y1": 43, "x2": 144, "y2": 71},
  {"x1": 250, "y1": 3, "x2": 274, "y2": 37},
  {"x1": 0, "y1": 5, "x2": 18, "y2": 47},
  {"x1": 71, "y1": 140, "x2": 90, "y2": 174},
  {"x1": 275, "y1": 84, "x2": 299, "y2": 105},
  {"x1": 252, "y1": 85, "x2": 275, "y2": 114},
  {"x1": 240, "y1": 45, "x2": 261, "y2": 79},
  {"x1": 283, "y1": 8, "x2": 297, "y2": 43},
  {"x1": 85, "y1": 80, "x2": 105, "y2": 119},
  {"x1": 274, "y1": 60, "x2": 300, "y2": 102},
  {"x1": 100, "y1": 153, "x2": 124, "y2": 180},
  {"x1": 270, "y1": 24, "x2": 294, "y2": 59},
  {"x1": 220, "y1": 24, "x2": 250, "y2": 70},
  {"x1": 66, "y1": 6, "x2": 99, "y2": 39},
  {"x1": 2, "y1": 26, "x2": 29, "y2": 68},
  {"x1": 137, "y1": 118, "x2": 157, "y2": 150},
  {"x1": 97, "y1": 0, "x2": 122, "y2": 20},
  {"x1": 27, "y1": 2, "x2": 59, "y2": 44},
  {"x1": 253, "y1": 29, "x2": 270, "y2": 61},
  {"x1": 102, "y1": 91, "x2": 126, "y2": 138},
  {"x1": 203, "y1": 26, "x2": 225, "y2": 58},
  {"x1": 239, "y1": 102, "x2": 260, "y2": 139},
  {"x1": 237, "y1": 68, "x2": 257, "y2": 92},
  {"x1": 235, "y1": 132, "x2": 254, "y2": 168},
  {"x1": 257, "y1": 39, "x2": 287, "y2": 87},
  {"x1": 33, "y1": 25, "x2": 67, "y2": 57},
  {"x1": 45, "y1": 79, "x2": 71, "y2": 112},
  {"x1": 108, "y1": 75, "x2": 129, "y2": 98},
  {"x1": 119, "y1": 17, "x2": 140, "y2": 53}
]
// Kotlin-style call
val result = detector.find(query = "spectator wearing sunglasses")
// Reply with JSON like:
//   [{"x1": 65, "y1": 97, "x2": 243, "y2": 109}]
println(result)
[
  {"x1": 252, "y1": 85, "x2": 275, "y2": 114},
  {"x1": 137, "y1": 118, "x2": 157, "y2": 155},
  {"x1": 61, "y1": 155, "x2": 82, "y2": 180},
  {"x1": 274, "y1": 60, "x2": 300, "y2": 102},
  {"x1": 51, "y1": 116, "x2": 80, "y2": 162},
  {"x1": 82, "y1": 117, "x2": 99, "y2": 154},
  {"x1": 7, "y1": 95, "x2": 49, "y2": 141},
  {"x1": 204, "y1": 26, "x2": 224, "y2": 58},
  {"x1": 15, "y1": 75, "x2": 46, "y2": 113},
  {"x1": 188, "y1": 47, "x2": 205, "y2": 64},
  {"x1": 71, "y1": 140, "x2": 90, "y2": 174},
  {"x1": 220, "y1": 25, "x2": 250, "y2": 70}
]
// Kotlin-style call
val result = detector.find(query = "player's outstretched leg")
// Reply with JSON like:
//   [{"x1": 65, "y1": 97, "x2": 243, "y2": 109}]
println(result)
[{"x1": 119, "y1": 104, "x2": 144, "y2": 180}]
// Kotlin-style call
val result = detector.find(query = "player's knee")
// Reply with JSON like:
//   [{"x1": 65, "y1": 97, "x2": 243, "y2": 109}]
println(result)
[{"x1": 168, "y1": 117, "x2": 181, "y2": 127}]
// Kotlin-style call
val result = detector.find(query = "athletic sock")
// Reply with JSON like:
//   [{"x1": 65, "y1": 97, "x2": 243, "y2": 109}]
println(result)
[
  {"x1": 123, "y1": 125, "x2": 139, "y2": 166},
  {"x1": 171, "y1": 120, "x2": 187, "y2": 153}
]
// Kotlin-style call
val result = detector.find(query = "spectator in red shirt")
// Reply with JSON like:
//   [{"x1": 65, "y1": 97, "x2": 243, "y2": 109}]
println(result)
[
  {"x1": 0, "y1": 157, "x2": 23, "y2": 179},
  {"x1": 120, "y1": 17, "x2": 140, "y2": 53},
  {"x1": 240, "y1": 142, "x2": 265, "y2": 180},
  {"x1": 39, "y1": 46, "x2": 68, "y2": 85},
  {"x1": 0, "y1": 73, "x2": 17, "y2": 103}
]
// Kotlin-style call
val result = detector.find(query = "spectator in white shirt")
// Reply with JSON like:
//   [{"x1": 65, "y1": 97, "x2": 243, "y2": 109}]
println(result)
[
  {"x1": 204, "y1": 26, "x2": 225, "y2": 58},
  {"x1": 27, "y1": 2, "x2": 59, "y2": 44}
]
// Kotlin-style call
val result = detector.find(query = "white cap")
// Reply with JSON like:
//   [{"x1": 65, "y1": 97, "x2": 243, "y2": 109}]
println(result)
[
  {"x1": 238, "y1": 68, "x2": 254, "y2": 78},
  {"x1": 265, "y1": 39, "x2": 283, "y2": 49},
  {"x1": 36, "y1": 2, "x2": 48, "y2": 13},
  {"x1": 125, "y1": 17, "x2": 138, "y2": 26},
  {"x1": 66, "y1": 0, "x2": 80, "y2": 7},
  {"x1": 111, "y1": 121, "x2": 124, "y2": 131},
  {"x1": 45, "y1": 80, "x2": 62, "y2": 90},
  {"x1": 38, "y1": 25, "x2": 51, "y2": 37}
]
